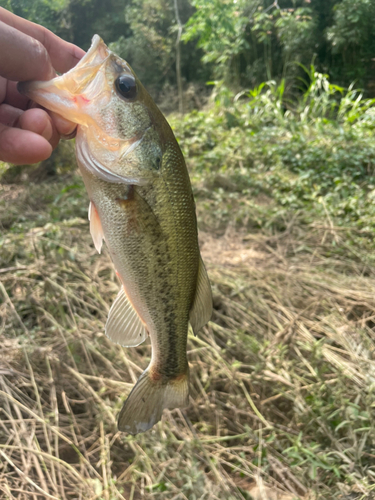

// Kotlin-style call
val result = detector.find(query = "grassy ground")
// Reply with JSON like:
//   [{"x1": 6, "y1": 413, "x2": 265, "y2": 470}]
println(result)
[{"x1": 1, "y1": 80, "x2": 375, "y2": 499}]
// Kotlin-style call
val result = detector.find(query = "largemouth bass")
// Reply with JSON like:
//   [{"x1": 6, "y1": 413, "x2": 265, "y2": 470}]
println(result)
[{"x1": 19, "y1": 35, "x2": 212, "y2": 435}]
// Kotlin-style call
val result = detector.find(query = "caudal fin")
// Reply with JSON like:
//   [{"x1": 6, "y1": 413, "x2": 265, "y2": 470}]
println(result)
[{"x1": 118, "y1": 367, "x2": 189, "y2": 434}]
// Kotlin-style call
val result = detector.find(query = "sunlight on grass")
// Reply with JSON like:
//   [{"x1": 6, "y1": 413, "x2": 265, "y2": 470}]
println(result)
[{"x1": 1, "y1": 75, "x2": 375, "y2": 499}]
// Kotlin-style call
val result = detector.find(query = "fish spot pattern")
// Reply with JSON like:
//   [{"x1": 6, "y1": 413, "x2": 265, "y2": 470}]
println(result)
[{"x1": 85, "y1": 132, "x2": 199, "y2": 381}]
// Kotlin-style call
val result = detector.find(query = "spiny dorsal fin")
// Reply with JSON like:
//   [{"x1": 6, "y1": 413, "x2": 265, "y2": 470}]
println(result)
[
  {"x1": 189, "y1": 256, "x2": 213, "y2": 336},
  {"x1": 88, "y1": 201, "x2": 104, "y2": 254},
  {"x1": 106, "y1": 287, "x2": 148, "y2": 347}
]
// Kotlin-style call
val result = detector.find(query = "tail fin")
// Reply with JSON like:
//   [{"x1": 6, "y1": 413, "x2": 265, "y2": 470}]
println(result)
[{"x1": 118, "y1": 367, "x2": 189, "y2": 435}]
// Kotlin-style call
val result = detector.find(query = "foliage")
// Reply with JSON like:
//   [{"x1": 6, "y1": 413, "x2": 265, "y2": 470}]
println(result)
[
  {"x1": 2, "y1": 3, "x2": 375, "y2": 497},
  {"x1": 2, "y1": 73, "x2": 375, "y2": 496},
  {"x1": 65, "y1": 0, "x2": 132, "y2": 49},
  {"x1": 109, "y1": 0, "x2": 205, "y2": 100},
  {"x1": 326, "y1": 0, "x2": 375, "y2": 83},
  {"x1": 169, "y1": 69, "x2": 375, "y2": 242},
  {"x1": 3, "y1": 0, "x2": 375, "y2": 97},
  {"x1": 112, "y1": 0, "x2": 176, "y2": 87},
  {"x1": 0, "y1": 0, "x2": 70, "y2": 38},
  {"x1": 183, "y1": 0, "x2": 375, "y2": 94},
  {"x1": 0, "y1": 0, "x2": 131, "y2": 47},
  {"x1": 182, "y1": 0, "x2": 250, "y2": 83}
]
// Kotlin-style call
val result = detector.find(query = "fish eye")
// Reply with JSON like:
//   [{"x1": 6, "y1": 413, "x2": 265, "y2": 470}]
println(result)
[{"x1": 115, "y1": 74, "x2": 137, "y2": 100}]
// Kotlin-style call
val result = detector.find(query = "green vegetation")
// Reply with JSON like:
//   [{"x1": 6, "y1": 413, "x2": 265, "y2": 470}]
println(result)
[
  {"x1": 3, "y1": 0, "x2": 375, "y2": 95},
  {"x1": 2, "y1": 0, "x2": 375, "y2": 499},
  {"x1": 173, "y1": 67, "x2": 375, "y2": 239},
  {"x1": 2, "y1": 70, "x2": 375, "y2": 499}
]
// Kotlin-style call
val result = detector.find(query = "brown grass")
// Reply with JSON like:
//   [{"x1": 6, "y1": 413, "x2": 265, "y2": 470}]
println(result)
[{"x1": 1, "y1": 179, "x2": 375, "y2": 499}]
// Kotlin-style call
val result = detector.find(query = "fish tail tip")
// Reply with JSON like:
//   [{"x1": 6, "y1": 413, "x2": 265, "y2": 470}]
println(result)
[{"x1": 118, "y1": 367, "x2": 189, "y2": 435}]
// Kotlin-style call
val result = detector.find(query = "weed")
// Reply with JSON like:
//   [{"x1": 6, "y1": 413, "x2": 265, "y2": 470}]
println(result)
[{"x1": 1, "y1": 73, "x2": 375, "y2": 498}]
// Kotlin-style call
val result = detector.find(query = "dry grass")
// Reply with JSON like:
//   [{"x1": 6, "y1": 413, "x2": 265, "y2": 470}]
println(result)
[{"x1": 1, "y1": 177, "x2": 375, "y2": 500}]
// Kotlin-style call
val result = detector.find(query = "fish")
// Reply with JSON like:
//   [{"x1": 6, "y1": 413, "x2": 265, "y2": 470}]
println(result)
[{"x1": 18, "y1": 35, "x2": 212, "y2": 435}]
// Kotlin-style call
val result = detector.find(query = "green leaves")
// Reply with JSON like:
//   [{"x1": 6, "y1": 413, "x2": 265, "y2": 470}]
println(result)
[
  {"x1": 171, "y1": 72, "x2": 375, "y2": 241},
  {"x1": 182, "y1": 0, "x2": 251, "y2": 82},
  {"x1": 181, "y1": 0, "x2": 375, "y2": 94}
]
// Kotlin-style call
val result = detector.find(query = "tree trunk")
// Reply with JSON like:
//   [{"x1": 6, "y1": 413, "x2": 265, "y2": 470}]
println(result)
[{"x1": 174, "y1": 0, "x2": 184, "y2": 114}]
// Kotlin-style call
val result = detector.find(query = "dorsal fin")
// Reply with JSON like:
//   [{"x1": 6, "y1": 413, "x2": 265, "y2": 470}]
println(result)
[
  {"x1": 88, "y1": 201, "x2": 104, "y2": 254},
  {"x1": 189, "y1": 256, "x2": 213, "y2": 336},
  {"x1": 105, "y1": 287, "x2": 148, "y2": 347}
]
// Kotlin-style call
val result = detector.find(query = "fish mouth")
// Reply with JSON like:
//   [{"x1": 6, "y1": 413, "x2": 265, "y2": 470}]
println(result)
[
  {"x1": 17, "y1": 35, "x2": 112, "y2": 125},
  {"x1": 72, "y1": 34, "x2": 108, "y2": 71},
  {"x1": 18, "y1": 34, "x2": 150, "y2": 186}
]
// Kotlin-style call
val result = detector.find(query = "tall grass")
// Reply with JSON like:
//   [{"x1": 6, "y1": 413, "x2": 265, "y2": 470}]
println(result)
[
  {"x1": 1, "y1": 71, "x2": 375, "y2": 499},
  {"x1": 232, "y1": 64, "x2": 375, "y2": 126}
]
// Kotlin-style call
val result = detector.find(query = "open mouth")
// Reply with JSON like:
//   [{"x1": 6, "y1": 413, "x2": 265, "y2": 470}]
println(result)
[{"x1": 17, "y1": 35, "x2": 111, "y2": 124}]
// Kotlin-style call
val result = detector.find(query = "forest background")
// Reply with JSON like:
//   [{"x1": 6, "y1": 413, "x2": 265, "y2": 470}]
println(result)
[
  {"x1": 1, "y1": 1, "x2": 375, "y2": 499},
  {"x1": 2, "y1": 0, "x2": 375, "y2": 104}
]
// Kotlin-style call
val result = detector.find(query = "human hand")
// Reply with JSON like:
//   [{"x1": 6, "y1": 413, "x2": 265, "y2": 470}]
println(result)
[{"x1": 0, "y1": 8, "x2": 85, "y2": 165}]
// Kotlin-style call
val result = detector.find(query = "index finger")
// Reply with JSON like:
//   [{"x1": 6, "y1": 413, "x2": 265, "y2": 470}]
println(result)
[
  {"x1": 0, "y1": 8, "x2": 85, "y2": 74},
  {"x1": 0, "y1": 21, "x2": 54, "y2": 81}
]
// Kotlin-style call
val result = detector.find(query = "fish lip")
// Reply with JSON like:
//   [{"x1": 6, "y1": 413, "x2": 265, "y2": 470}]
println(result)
[
  {"x1": 76, "y1": 34, "x2": 104, "y2": 67},
  {"x1": 17, "y1": 80, "x2": 41, "y2": 96},
  {"x1": 71, "y1": 34, "x2": 110, "y2": 71},
  {"x1": 17, "y1": 77, "x2": 84, "y2": 123},
  {"x1": 18, "y1": 34, "x2": 109, "y2": 102}
]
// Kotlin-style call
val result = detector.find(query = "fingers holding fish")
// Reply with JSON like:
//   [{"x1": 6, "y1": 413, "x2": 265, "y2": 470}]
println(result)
[
  {"x1": 0, "y1": 8, "x2": 84, "y2": 163},
  {"x1": 0, "y1": 19, "x2": 54, "y2": 82},
  {"x1": 16, "y1": 108, "x2": 60, "y2": 147},
  {"x1": 0, "y1": 104, "x2": 64, "y2": 163},
  {"x1": 0, "y1": 79, "x2": 29, "y2": 110},
  {"x1": 49, "y1": 111, "x2": 78, "y2": 139},
  {"x1": 0, "y1": 121, "x2": 52, "y2": 164},
  {"x1": 0, "y1": 102, "x2": 23, "y2": 126},
  {"x1": 0, "y1": 8, "x2": 85, "y2": 77}
]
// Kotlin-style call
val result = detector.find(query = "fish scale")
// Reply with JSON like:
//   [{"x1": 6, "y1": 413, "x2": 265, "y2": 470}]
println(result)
[{"x1": 19, "y1": 35, "x2": 212, "y2": 434}]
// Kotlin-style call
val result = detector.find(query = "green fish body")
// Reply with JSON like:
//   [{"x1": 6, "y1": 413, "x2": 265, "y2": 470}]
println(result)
[{"x1": 19, "y1": 35, "x2": 212, "y2": 434}]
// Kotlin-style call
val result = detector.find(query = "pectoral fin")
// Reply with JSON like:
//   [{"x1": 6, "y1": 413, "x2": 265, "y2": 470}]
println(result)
[
  {"x1": 106, "y1": 287, "x2": 148, "y2": 347},
  {"x1": 189, "y1": 256, "x2": 213, "y2": 336},
  {"x1": 88, "y1": 201, "x2": 104, "y2": 254}
]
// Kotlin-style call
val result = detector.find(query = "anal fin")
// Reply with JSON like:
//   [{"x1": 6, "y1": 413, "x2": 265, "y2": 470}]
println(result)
[
  {"x1": 189, "y1": 255, "x2": 213, "y2": 336},
  {"x1": 106, "y1": 287, "x2": 148, "y2": 347},
  {"x1": 88, "y1": 201, "x2": 104, "y2": 254}
]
